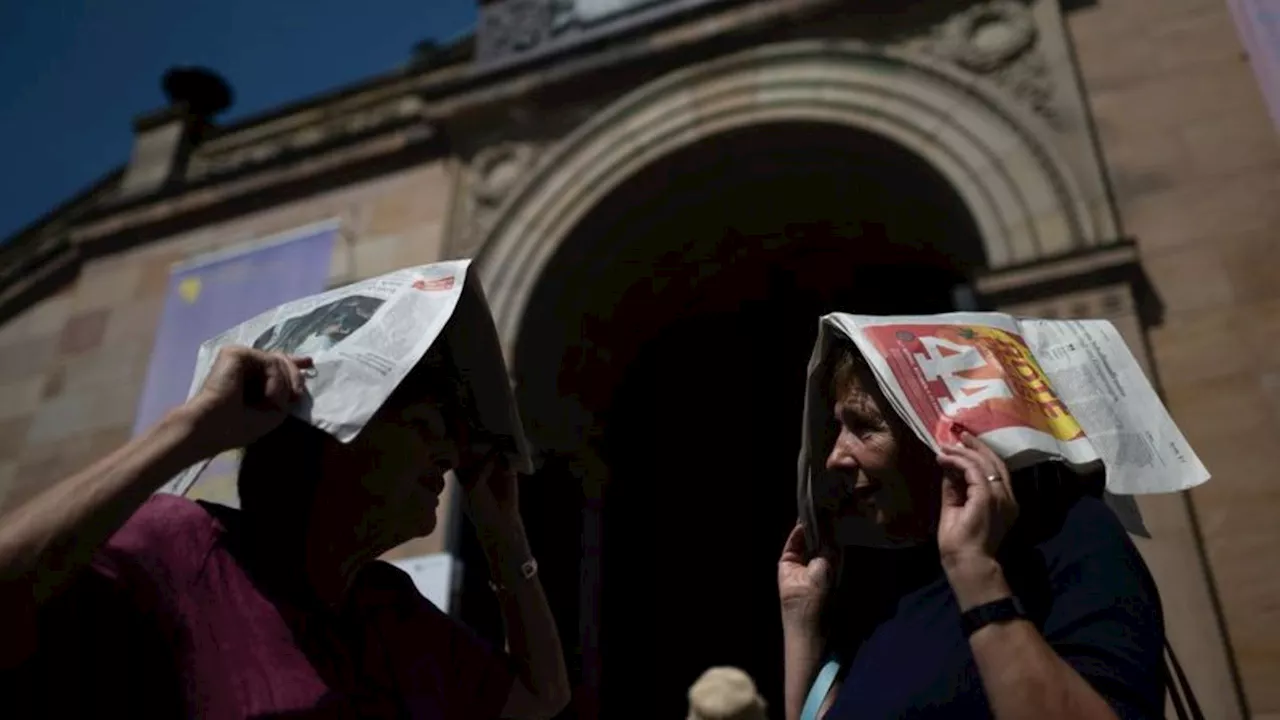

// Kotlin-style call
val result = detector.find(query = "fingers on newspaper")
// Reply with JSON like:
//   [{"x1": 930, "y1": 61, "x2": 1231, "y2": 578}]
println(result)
[
  {"x1": 797, "y1": 312, "x2": 1210, "y2": 545},
  {"x1": 158, "y1": 259, "x2": 532, "y2": 497}
]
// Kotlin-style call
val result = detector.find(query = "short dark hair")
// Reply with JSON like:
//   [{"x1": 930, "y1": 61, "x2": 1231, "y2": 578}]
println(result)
[
  {"x1": 237, "y1": 416, "x2": 329, "y2": 525},
  {"x1": 828, "y1": 341, "x2": 868, "y2": 401},
  {"x1": 397, "y1": 340, "x2": 503, "y2": 454}
]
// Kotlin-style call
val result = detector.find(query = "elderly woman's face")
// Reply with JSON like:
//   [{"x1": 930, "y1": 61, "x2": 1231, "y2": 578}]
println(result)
[
  {"x1": 817, "y1": 356, "x2": 940, "y2": 547},
  {"x1": 318, "y1": 397, "x2": 463, "y2": 546}
]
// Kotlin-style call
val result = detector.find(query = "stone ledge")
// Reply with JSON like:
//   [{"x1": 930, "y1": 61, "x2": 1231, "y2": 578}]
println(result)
[{"x1": 972, "y1": 240, "x2": 1162, "y2": 324}]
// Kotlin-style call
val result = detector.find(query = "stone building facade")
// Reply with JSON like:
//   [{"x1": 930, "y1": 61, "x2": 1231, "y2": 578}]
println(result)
[{"x1": 0, "y1": 0, "x2": 1276, "y2": 717}]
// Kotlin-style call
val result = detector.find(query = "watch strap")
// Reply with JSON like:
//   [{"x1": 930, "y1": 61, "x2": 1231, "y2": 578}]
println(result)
[
  {"x1": 961, "y1": 596, "x2": 1026, "y2": 637},
  {"x1": 488, "y1": 557, "x2": 538, "y2": 593}
]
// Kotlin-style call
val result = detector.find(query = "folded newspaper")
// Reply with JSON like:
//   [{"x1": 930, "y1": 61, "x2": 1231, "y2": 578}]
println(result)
[
  {"x1": 797, "y1": 312, "x2": 1209, "y2": 548},
  {"x1": 159, "y1": 259, "x2": 532, "y2": 497}
]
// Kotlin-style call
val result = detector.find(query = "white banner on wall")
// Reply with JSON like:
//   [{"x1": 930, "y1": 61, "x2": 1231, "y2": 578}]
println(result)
[{"x1": 389, "y1": 553, "x2": 459, "y2": 613}]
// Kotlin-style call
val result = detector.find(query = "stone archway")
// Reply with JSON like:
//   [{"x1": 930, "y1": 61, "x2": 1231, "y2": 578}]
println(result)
[
  {"x1": 459, "y1": 37, "x2": 1241, "y2": 720},
  {"x1": 476, "y1": 39, "x2": 1105, "y2": 357},
  {"x1": 497, "y1": 117, "x2": 990, "y2": 718}
]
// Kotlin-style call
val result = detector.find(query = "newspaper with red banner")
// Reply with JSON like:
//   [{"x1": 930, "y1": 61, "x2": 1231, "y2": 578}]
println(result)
[
  {"x1": 158, "y1": 259, "x2": 532, "y2": 497},
  {"x1": 798, "y1": 312, "x2": 1209, "y2": 545}
]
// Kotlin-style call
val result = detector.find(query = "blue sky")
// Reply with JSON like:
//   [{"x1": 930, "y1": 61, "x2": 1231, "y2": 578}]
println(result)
[{"x1": 0, "y1": 0, "x2": 477, "y2": 241}]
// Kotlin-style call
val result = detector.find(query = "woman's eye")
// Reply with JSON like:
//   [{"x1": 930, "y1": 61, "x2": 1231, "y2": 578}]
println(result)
[
  {"x1": 404, "y1": 408, "x2": 445, "y2": 433},
  {"x1": 840, "y1": 411, "x2": 872, "y2": 436}
]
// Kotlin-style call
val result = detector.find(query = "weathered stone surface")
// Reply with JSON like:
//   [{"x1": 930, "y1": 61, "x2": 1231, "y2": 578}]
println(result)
[
  {"x1": 1121, "y1": 168, "x2": 1280, "y2": 254},
  {"x1": 58, "y1": 309, "x2": 110, "y2": 356},
  {"x1": 0, "y1": 461, "x2": 17, "y2": 517},
  {"x1": 1143, "y1": 244, "x2": 1235, "y2": 314},
  {"x1": 0, "y1": 334, "x2": 57, "y2": 381},
  {"x1": 352, "y1": 234, "x2": 412, "y2": 279},
  {"x1": 102, "y1": 296, "x2": 165, "y2": 346},
  {"x1": 1219, "y1": 230, "x2": 1280, "y2": 305},
  {"x1": 58, "y1": 340, "x2": 152, "y2": 398},
  {"x1": 366, "y1": 164, "x2": 450, "y2": 236},
  {"x1": 0, "y1": 377, "x2": 44, "y2": 423},
  {"x1": 1072, "y1": 0, "x2": 1280, "y2": 713},
  {"x1": 1150, "y1": 309, "x2": 1255, "y2": 387},
  {"x1": 71, "y1": 256, "x2": 145, "y2": 312},
  {"x1": 25, "y1": 379, "x2": 139, "y2": 446},
  {"x1": 135, "y1": 252, "x2": 183, "y2": 300},
  {"x1": 0, "y1": 416, "x2": 33, "y2": 461},
  {"x1": 0, "y1": 292, "x2": 71, "y2": 346}
]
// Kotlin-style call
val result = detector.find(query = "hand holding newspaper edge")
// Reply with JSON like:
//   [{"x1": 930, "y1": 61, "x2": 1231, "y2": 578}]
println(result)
[
  {"x1": 798, "y1": 311, "x2": 1209, "y2": 549},
  {"x1": 158, "y1": 259, "x2": 533, "y2": 498}
]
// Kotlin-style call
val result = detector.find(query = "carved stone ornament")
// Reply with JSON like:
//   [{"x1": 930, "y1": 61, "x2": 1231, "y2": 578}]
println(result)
[
  {"x1": 478, "y1": 0, "x2": 554, "y2": 61},
  {"x1": 471, "y1": 142, "x2": 537, "y2": 207},
  {"x1": 450, "y1": 141, "x2": 539, "y2": 257},
  {"x1": 942, "y1": 1, "x2": 1037, "y2": 73},
  {"x1": 902, "y1": 1, "x2": 1056, "y2": 122}
]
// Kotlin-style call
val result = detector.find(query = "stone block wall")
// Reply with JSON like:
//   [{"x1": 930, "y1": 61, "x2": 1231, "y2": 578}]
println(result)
[
  {"x1": 1069, "y1": 1, "x2": 1280, "y2": 716},
  {"x1": 0, "y1": 161, "x2": 456, "y2": 557}
]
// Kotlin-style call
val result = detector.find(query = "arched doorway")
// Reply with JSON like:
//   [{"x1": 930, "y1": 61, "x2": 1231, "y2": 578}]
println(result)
[{"x1": 507, "y1": 121, "x2": 987, "y2": 717}]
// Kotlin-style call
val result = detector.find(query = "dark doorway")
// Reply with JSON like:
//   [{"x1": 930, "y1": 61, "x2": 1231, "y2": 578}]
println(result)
[{"x1": 501, "y1": 122, "x2": 986, "y2": 718}]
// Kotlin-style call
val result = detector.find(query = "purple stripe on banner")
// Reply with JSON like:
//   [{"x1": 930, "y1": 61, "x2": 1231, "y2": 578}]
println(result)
[
  {"x1": 131, "y1": 225, "x2": 337, "y2": 437},
  {"x1": 1229, "y1": 0, "x2": 1280, "y2": 130}
]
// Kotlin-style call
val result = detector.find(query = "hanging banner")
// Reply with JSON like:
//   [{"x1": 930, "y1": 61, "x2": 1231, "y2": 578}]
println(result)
[
  {"x1": 1229, "y1": 0, "x2": 1280, "y2": 130},
  {"x1": 132, "y1": 221, "x2": 339, "y2": 504}
]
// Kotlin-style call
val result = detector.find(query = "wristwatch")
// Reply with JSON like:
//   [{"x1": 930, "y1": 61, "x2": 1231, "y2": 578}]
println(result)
[
  {"x1": 488, "y1": 557, "x2": 538, "y2": 594},
  {"x1": 960, "y1": 596, "x2": 1027, "y2": 637}
]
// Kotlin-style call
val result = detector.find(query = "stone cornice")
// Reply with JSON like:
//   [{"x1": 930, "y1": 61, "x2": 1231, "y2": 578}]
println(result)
[
  {"x1": 7, "y1": 0, "x2": 841, "y2": 256},
  {"x1": 74, "y1": 121, "x2": 439, "y2": 247},
  {"x1": 0, "y1": 167, "x2": 122, "y2": 326},
  {"x1": 973, "y1": 239, "x2": 1164, "y2": 327}
]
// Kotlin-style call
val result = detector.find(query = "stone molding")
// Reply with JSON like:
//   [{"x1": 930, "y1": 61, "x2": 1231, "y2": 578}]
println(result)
[
  {"x1": 897, "y1": 1, "x2": 1056, "y2": 123},
  {"x1": 450, "y1": 141, "x2": 544, "y2": 259},
  {"x1": 474, "y1": 39, "x2": 1106, "y2": 358},
  {"x1": 973, "y1": 241, "x2": 1162, "y2": 326},
  {"x1": 186, "y1": 96, "x2": 430, "y2": 182}
]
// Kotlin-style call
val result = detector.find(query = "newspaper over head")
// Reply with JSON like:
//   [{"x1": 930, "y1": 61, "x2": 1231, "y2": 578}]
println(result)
[
  {"x1": 158, "y1": 259, "x2": 532, "y2": 497},
  {"x1": 797, "y1": 312, "x2": 1209, "y2": 549}
]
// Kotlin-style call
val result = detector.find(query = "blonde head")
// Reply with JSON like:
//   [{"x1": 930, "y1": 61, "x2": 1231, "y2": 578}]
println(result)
[{"x1": 687, "y1": 666, "x2": 768, "y2": 720}]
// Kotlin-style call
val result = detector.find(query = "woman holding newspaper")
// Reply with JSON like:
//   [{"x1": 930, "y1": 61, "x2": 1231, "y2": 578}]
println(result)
[
  {"x1": 780, "y1": 341, "x2": 1165, "y2": 720},
  {"x1": 0, "y1": 345, "x2": 570, "y2": 719}
]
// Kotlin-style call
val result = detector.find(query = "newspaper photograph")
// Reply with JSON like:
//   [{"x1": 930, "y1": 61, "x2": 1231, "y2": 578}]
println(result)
[
  {"x1": 158, "y1": 258, "x2": 532, "y2": 497},
  {"x1": 798, "y1": 311, "x2": 1210, "y2": 547}
]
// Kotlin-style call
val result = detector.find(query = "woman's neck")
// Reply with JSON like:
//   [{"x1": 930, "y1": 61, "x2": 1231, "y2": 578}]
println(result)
[{"x1": 242, "y1": 509, "x2": 367, "y2": 612}]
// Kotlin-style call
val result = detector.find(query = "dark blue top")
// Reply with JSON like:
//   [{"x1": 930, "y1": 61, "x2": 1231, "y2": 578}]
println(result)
[{"x1": 824, "y1": 494, "x2": 1165, "y2": 720}]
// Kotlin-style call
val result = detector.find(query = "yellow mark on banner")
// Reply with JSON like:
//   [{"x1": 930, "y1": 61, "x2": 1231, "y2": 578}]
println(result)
[
  {"x1": 185, "y1": 450, "x2": 243, "y2": 508},
  {"x1": 178, "y1": 276, "x2": 202, "y2": 304}
]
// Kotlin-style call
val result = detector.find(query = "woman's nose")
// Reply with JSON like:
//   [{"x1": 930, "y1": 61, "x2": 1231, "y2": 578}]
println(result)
[{"x1": 825, "y1": 433, "x2": 860, "y2": 472}]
